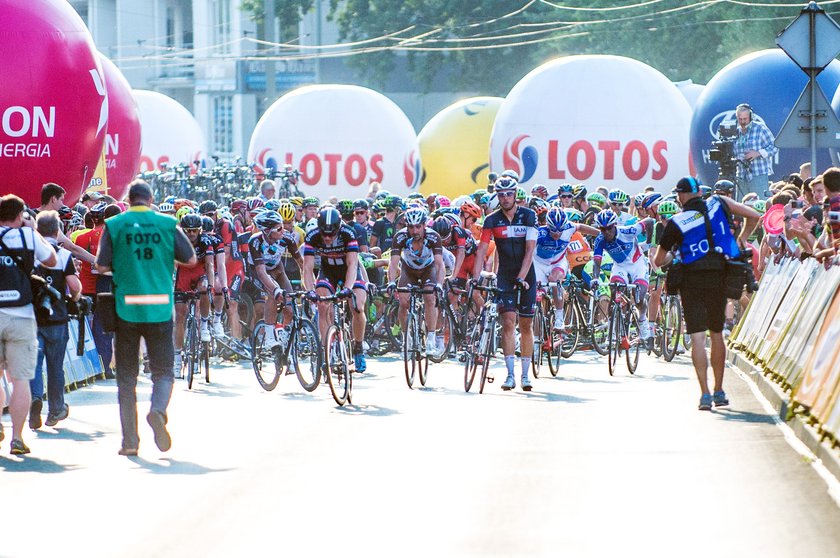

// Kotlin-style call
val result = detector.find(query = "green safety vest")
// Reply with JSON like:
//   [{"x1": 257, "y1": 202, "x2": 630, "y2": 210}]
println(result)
[{"x1": 105, "y1": 207, "x2": 178, "y2": 323}]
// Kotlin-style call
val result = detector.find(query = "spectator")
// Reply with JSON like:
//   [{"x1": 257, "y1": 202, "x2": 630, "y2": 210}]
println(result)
[
  {"x1": 80, "y1": 190, "x2": 105, "y2": 210},
  {"x1": 800, "y1": 161, "x2": 812, "y2": 181},
  {"x1": 811, "y1": 174, "x2": 827, "y2": 205},
  {"x1": 258, "y1": 179, "x2": 276, "y2": 203},
  {"x1": 823, "y1": 168, "x2": 840, "y2": 255},
  {"x1": 733, "y1": 104, "x2": 778, "y2": 198},
  {"x1": 0, "y1": 194, "x2": 57, "y2": 455},
  {"x1": 28, "y1": 211, "x2": 81, "y2": 430},
  {"x1": 95, "y1": 180, "x2": 195, "y2": 456}
]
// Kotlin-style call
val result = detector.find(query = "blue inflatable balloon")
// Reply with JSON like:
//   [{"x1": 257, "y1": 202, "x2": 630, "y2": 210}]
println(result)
[
  {"x1": 830, "y1": 84, "x2": 840, "y2": 167},
  {"x1": 690, "y1": 49, "x2": 840, "y2": 187}
]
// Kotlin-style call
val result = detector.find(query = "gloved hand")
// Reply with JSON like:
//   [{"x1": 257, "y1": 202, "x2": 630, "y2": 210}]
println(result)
[
  {"x1": 589, "y1": 279, "x2": 600, "y2": 291},
  {"x1": 305, "y1": 290, "x2": 318, "y2": 301},
  {"x1": 386, "y1": 281, "x2": 397, "y2": 292},
  {"x1": 338, "y1": 287, "x2": 353, "y2": 298}
]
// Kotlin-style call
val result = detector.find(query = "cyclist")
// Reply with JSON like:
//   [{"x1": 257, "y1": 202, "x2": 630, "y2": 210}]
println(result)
[
  {"x1": 388, "y1": 207, "x2": 445, "y2": 356},
  {"x1": 303, "y1": 197, "x2": 320, "y2": 221},
  {"x1": 277, "y1": 200, "x2": 305, "y2": 285},
  {"x1": 247, "y1": 210, "x2": 302, "y2": 350},
  {"x1": 214, "y1": 202, "x2": 247, "y2": 344},
  {"x1": 472, "y1": 176, "x2": 538, "y2": 391},
  {"x1": 535, "y1": 207, "x2": 599, "y2": 331},
  {"x1": 173, "y1": 213, "x2": 216, "y2": 375},
  {"x1": 607, "y1": 189, "x2": 636, "y2": 225},
  {"x1": 303, "y1": 207, "x2": 368, "y2": 372},
  {"x1": 589, "y1": 209, "x2": 655, "y2": 346},
  {"x1": 200, "y1": 212, "x2": 229, "y2": 338},
  {"x1": 558, "y1": 184, "x2": 574, "y2": 208},
  {"x1": 370, "y1": 195, "x2": 401, "y2": 252},
  {"x1": 354, "y1": 199, "x2": 374, "y2": 239},
  {"x1": 584, "y1": 192, "x2": 607, "y2": 225},
  {"x1": 337, "y1": 200, "x2": 370, "y2": 253},
  {"x1": 647, "y1": 199, "x2": 680, "y2": 349},
  {"x1": 531, "y1": 184, "x2": 549, "y2": 200}
]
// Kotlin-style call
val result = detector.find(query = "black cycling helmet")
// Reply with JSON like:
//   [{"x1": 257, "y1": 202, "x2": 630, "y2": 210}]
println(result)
[
  {"x1": 88, "y1": 201, "x2": 108, "y2": 222},
  {"x1": 253, "y1": 210, "x2": 283, "y2": 231},
  {"x1": 318, "y1": 207, "x2": 342, "y2": 234},
  {"x1": 180, "y1": 213, "x2": 202, "y2": 230},
  {"x1": 353, "y1": 199, "x2": 369, "y2": 211},
  {"x1": 714, "y1": 179, "x2": 735, "y2": 193},
  {"x1": 198, "y1": 200, "x2": 217, "y2": 215},
  {"x1": 432, "y1": 215, "x2": 453, "y2": 239},
  {"x1": 201, "y1": 216, "x2": 214, "y2": 233}
]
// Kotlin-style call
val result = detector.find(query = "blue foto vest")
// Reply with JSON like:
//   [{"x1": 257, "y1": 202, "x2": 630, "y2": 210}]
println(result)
[{"x1": 671, "y1": 196, "x2": 739, "y2": 266}]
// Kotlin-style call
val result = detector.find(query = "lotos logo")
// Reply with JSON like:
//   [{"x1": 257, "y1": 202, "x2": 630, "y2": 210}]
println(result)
[
  {"x1": 403, "y1": 150, "x2": 421, "y2": 190},
  {"x1": 280, "y1": 152, "x2": 384, "y2": 187},
  {"x1": 503, "y1": 135, "x2": 538, "y2": 183}
]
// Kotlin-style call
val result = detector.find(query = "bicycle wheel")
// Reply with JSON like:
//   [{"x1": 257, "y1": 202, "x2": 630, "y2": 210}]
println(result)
[
  {"x1": 626, "y1": 310, "x2": 641, "y2": 374},
  {"x1": 650, "y1": 304, "x2": 664, "y2": 358},
  {"x1": 662, "y1": 297, "x2": 682, "y2": 363},
  {"x1": 607, "y1": 306, "x2": 621, "y2": 377},
  {"x1": 590, "y1": 298, "x2": 610, "y2": 356},
  {"x1": 532, "y1": 303, "x2": 543, "y2": 379},
  {"x1": 251, "y1": 321, "x2": 281, "y2": 391},
  {"x1": 186, "y1": 317, "x2": 198, "y2": 390},
  {"x1": 479, "y1": 317, "x2": 495, "y2": 394},
  {"x1": 202, "y1": 342, "x2": 211, "y2": 384},
  {"x1": 403, "y1": 313, "x2": 417, "y2": 389},
  {"x1": 464, "y1": 313, "x2": 484, "y2": 392},
  {"x1": 428, "y1": 311, "x2": 454, "y2": 364},
  {"x1": 384, "y1": 299, "x2": 402, "y2": 351},
  {"x1": 546, "y1": 305, "x2": 561, "y2": 378},
  {"x1": 292, "y1": 318, "x2": 322, "y2": 392},
  {"x1": 560, "y1": 300, "x2": 580, "y2": 359},
  {"x1": 325, "y1": 325, "x2": 350, "y2": 406}
]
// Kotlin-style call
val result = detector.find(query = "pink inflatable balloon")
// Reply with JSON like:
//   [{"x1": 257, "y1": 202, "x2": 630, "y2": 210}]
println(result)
[
  {"x1": 0, "y1": 0, "x2": 107, "y2": 207},
  {"x1": 100, "y1": 55, "x2": 141, "y2": 201}
]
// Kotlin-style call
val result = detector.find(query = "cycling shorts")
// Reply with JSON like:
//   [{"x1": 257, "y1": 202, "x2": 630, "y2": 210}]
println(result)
[
  {"x1": 496, "y1": 269, "x2": 537, "y2": 318},
  {"x1": 315, "y1": 266, "x2": 366, "y2": 293},
  {"x1": 398, "y1": 265, "x2": 438, "y2": 287},
  {"x1": 609, "y1": 257, "x2": 649, "y2": 288},
  {"x1": 533, "y1": 257, "x2": 569, "y2": 286}
]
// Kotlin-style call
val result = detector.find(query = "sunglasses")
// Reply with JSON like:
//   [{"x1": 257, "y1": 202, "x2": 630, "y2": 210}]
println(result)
[
  {"x1": 560, "y1": 194, "x2": 573, "y2": 199},
  {"x1": 498, "y1": 191, "x2": 516, "y2": 198},
  {"x1": 184, "y1": 227, "x2": 201, "y2": 234},
  {"x1": 354, "y1": 210, "x2": 367, "y2": 215},
  {"x1": 321, "y1": 231, "x2": 337, "y2": 238}
]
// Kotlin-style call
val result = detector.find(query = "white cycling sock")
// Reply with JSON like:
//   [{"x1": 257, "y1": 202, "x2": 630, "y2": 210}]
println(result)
[
  {"x1": 521, "y1": 357, "x2": 531, "y2": 378},
  {"x1": 505, "y1": 355, "x2": 516, "y2": 377}
]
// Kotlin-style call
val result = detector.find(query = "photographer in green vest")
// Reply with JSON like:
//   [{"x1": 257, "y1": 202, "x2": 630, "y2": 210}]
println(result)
[{"x1": 96, "y1": 181, "x2": 195, "y2": 456}]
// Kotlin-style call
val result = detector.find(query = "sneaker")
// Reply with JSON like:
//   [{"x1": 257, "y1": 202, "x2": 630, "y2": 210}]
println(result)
[
  {"x1": 501, "y1": 375, "x2": 515, "y2": 391},
  {"x1": 521, "y1": 376, "x2": 533, "y2": 391},
  {"x1": 45, "y1": 404, "x2": 69, "y2": 427},
  {"x1": 146, "y1": 410, "x2": 171, "y2": 452},
  {"x1": 212, "y1": 320, "x2": 225, "y2": 338},
  {"x1": 698, "y1": 394, "x2": 713, "y2": 411},
  {"x1": 10, "y1": 438, "x2": 30, "y2": 455},
  {"x1": 713, "y1": 391, "x2": 729, "y2": 407},
  {"x1": 425, "y1": 334, "x2": 436, "y2": 355},
  {"x1": 29, "y1": 398, "x2": 43, "y2": 430},
  {"x1": 103, "y1": 368, "x2": 116, "y2": 380},
  {"x1": 436, "y1": 335, "x2": 446, "y2": 356},
  {"x1": 354, "y1": 352, "x2": 367, "y2": 372},
  {"x1": 200, "y1": 323, "x2": 211, "y2": 342}
]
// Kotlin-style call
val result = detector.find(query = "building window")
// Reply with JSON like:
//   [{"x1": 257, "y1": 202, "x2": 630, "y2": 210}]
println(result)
[
  {"x1": 213, "y1": 96, "x2": 234, "y2": 157},
  {"x1": 210, "y1": 0, "x2": 232, "y2": 55}
]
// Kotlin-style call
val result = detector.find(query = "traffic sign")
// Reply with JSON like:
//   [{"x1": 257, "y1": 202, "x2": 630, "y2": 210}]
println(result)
[
  {"x1": 776, "y1": 1, "x2": 840, "y2": 71},
  {"x1": 775, "y1": 81, "x2": 840, "y2": 148}
]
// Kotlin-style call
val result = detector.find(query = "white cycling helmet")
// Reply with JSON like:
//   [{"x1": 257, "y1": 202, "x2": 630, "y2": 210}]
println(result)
[{"x1": 404, "y1": 207, "x2": 428, "y2": 226}]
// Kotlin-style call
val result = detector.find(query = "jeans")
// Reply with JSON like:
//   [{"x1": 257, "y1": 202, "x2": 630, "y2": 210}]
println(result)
[
  {"x1": 30, "y1": 323, "x2": 69, "y2": 415},
  {"x1": 737, "y1": 173, "x2": 770, "y2": 199},
  {"x1": 93, "y1": 275, "x2": 115, "y2": 374},
  {"x1": 114, "y1": 317, "x2": 175, "y2": 450}
]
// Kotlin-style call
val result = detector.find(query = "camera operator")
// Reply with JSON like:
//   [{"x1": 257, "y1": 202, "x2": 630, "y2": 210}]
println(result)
[
  {"x1": 652, "y1": 177, "x2": 760, "y2": 412},
  {"x1": 0, "y1": 194, "x2": 57, "y2": 455},
  {"x1": 28, "y1": 211, "x2": 82, "y2": 430},
  {"x1": 733, "y1": 104, "x2": 778, "y2": 198}
]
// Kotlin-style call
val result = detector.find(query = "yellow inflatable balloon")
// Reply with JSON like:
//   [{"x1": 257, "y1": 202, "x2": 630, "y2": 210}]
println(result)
[{"x1": 418, "y1": 97, "x2": 502, "y2": 198}]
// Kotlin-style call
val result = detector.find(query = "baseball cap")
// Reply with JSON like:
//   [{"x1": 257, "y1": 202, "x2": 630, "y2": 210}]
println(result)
[
  {"x1": 81, "y1": 190, "x2": 104, "y2": 202},
  {"x1": 673, "y1": 176, "x2": 702, "y2": 194}
]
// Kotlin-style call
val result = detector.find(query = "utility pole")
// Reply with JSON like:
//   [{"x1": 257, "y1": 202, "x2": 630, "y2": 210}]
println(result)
[{"x1": 264, "y1": 0, "x2": 276, "y2": 110}]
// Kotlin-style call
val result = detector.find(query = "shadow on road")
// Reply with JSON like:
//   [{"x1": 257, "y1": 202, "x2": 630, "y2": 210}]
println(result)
[
  {"x1": 336, "y1": 404, "x2": 400, "y2": 417},
  {"x1": 0, "y1": 455, "x2": 81, "y2": 474},
  {"x1": 517, "y1": 391, "x2": 591, "y2": 403},
  {"x1": 712, "y1": 408, "x2": 776, "y2": 424},
  {"x1": 127, "y1": 456, "x2": 234, "y2": 475},
  {"x1": 32, "y1": 427, "x2": 108, "y2": 443}
]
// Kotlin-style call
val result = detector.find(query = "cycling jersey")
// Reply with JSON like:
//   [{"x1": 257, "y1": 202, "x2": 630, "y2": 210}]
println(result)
[
  {"x1": 592, "y1": 223, "x2": 645, "y2": 264},
  {"x1": 442, "y1": 224, "x2": 476, "y2": 256},
  {"x1": 248, "y1": 231, "x2": 300, "y2": 271},
  {"x1": 534, "y1": 223, "x2": 576, "y2": 266},
  {"x1": 303, "y1": 224, "x2": 359, "y2": 272},
  {"x1": 371, "y1": 216, "x2": 396, "y2": 251},
  {"x1": 566, "y1": 231, "x2": 592, "y2": 269},
  {"x1": 480, "y1": 206, "x2": 538, "y2": 275},
  {"x1": 391, "y1": 228, "x2": 443, "y2": 270}
]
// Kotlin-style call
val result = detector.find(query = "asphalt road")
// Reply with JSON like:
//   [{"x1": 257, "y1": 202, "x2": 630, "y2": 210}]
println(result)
[{"x1": 3, "y1": 347, "x2": 840, "y2": 558}]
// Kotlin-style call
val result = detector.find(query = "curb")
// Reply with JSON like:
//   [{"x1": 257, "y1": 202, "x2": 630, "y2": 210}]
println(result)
[{"x1": 728, "y1": 350, "x2": 840, "y2": 485}]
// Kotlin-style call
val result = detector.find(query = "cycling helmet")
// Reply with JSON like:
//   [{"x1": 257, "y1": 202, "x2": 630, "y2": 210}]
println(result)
[
  {"x1": 303, "y1": 196, "x2": 320, "y2": 208},
  {"x1": 436, "y1": 195, "x2": 451, "y2": 209},
  {"x1": 494, "y1": 176, "x2": 517, "y2": 192},
  {"x1": 374, "y1": 190, "x2": 391, "y2": 201},
  {"x1": 487, "y1": 193, "x2": 500, "y2": 212},
  {"x1": 573, "y1": 184, "x2": 587, "y2": 199},
  {"x1": 460, "y1": 200, "x2": 482, "y2": 220},
  {"x1": 404, "y1": 207, "x2": 428, "y2": 226},
  {"x1": 353, "y1": 199, "x2": 369, "y2": 211},
  {"x1": 336, "y1": 200, "x2": 355, "y2": 218},
  {"x1": 408, "y1": 192, "x2": 426, "y2": 202},
  {"x1": 278, "y1": 201, "x2": 297, "y2": 222},
  {"x1": 586, "y1": 192, "x2": 607, "y2": 209},
  {"x1": 305, "y1": 218, "x2": 319, "y2": 235},
  {"x1": 88, "y1": 202, "x2": 108, "y2": 221},
  {"x1": 198, "y1": 200, "x2": 217, "y2": 215},
  {"x1": 531, "y1": 184, "x2": 549, "y2": 198},
  {"x1": 595, "y1": 209, "x2": 619, "y2": 228},
  {"x1": 247, "y1": 197, "x2": 265, "y2": 215},
  {"x1": 530, "y1": 198, "x2": 550, "y2": 215},
  {"x1": 608, "y1": 188, "x2": 629, "y2": 205},
  {"x1": 164, "y1": 195, "x2": 177, "y2": 205},
  {"x1": 656, "y1": 200, "x2": 680, "y2": 217},
  {"x1": 472, "y1": 188, "x2": 487, "y2": 203},
  {"x1": 384, "y1": 195, "x2": 403, "y2": 211},
  {"x1": 58, "y1": 206, "x2": 73, "y2": 221},
  {"x1": 546, "y1": 207, "x2": 568, "y2": 232},
  {"x1": 201, "y1": 216, "x2": 214, "y2": 233},
  {"x1": 180, "y1": 213, "x2": 202, "y2": 230},
  {"x1": 564, "y1": 208, "x2": 584, "y2": 222},
  {"x1": 500, "y1": 169, "x2": 520, "y2": 182},
  {"x1": 432, "y1": 215, "x2": 453, "y2": 238},
  {"x1": 68, "y1": 211, "x2": 84, "y2": 229},
  {"x1": 372, "y1": 200, "x2": 386, "y2": 214},
  {"x1": 700, "y1": 185, "x2": 713, "y2": 199},
  {"x1": 317, "y1": 207, "x2": 342, "y2": 234},
  {"x1": 173, "y1": 199, "x2": 194, "y2": 212},
  {"x1": 230, "y1": 199, "x2": 247, "y2": 214},
  {"x1": 158, "y1": 202, "x2": 175, "y2": 214},
  {"x1": 641, "y1": 192, "x2": 662, "y2": 210},
  {"x1": 479, "y1": 194, "x2": 491, "y2": 206},
  {"x1": 264, "y1": 199, "x2": 281, "y2": 212},
  {"x1": 752, "y1": 200, "x2": 767, "y2": 214},
  {"x1": 714, "y1": 179, "x2": 735, "y2": 193},
  {"x1": 175, "y1": 206, "x2": 195, "y2": 222},
  {"x1": 289, "y1": 196, "x2": 304, "y2": 208},
  {"x1": 443, "y1": 212, "x2": 461, "y2": 227},
  {"x1": 558, "y1": 183, "x2": 573, "y2": 195},
  {"x1": 633, "y1": 193, "x2": 646, "y2": 207},
  {"x1": 515, "y1": 187, "x2": 527, "y2": 201},
  {"x1": 253, "y1": 210, "x2": 284, "y2": 231}
]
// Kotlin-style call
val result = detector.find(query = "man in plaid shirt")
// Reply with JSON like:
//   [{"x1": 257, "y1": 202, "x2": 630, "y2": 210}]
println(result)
[{"x1": 733, "y1": 104, "x2": 778, "y2": 198}]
